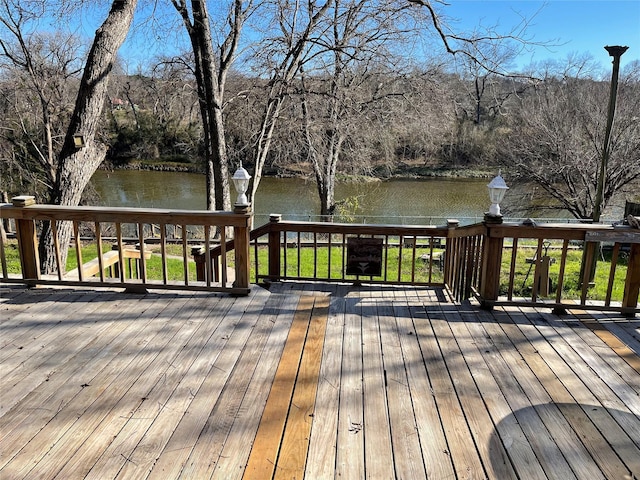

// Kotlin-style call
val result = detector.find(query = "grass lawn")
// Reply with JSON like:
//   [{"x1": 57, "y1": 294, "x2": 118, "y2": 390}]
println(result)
[
  {"x1": 2, "y1": 238, "x2": 630, "y2": 303},
  {"x1": 250, "y1": 245, "x2": 446, "y2": 284},
  {"x1": 500, "y1": 245, "x2": 628, "y2": 301},
  {"x1": 1, "y1": 240, "x2": 198, "y2": 282}
]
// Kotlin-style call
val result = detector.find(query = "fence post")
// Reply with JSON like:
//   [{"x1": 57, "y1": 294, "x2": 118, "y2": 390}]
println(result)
[
  {"x1": 12, "y1": 196, "x2": 40, "y2": 284},
  {"x1": 444, "y1": 219, "x2": 459, "y2": 286},
  {"x1": 233, "y1": 206, "x2": 252, "y2": 292},
  {"x1": 191, "y1": 246, "x2": 206, "y2": 282},
  {"x1": 268, "y1": 214, "x2": 282, "y2": 281},
  {"x1": 479, "y1": 219, "x2": 503, "y2": 310},
  {"x1": 622, "y1": 243, "x2": 640, "y2": 316}
]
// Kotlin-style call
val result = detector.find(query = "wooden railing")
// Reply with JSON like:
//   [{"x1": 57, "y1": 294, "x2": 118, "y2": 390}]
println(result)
[
  {"x1": 197, "y1": 215, "x2": 452, "y2": 287},
  {"x1": 0, "y1": 196, "x2": 251, "y2": 295},
  {"x1": 3, "y1": 196, "x2": 638, "y2": 315},
  {"x1": 445, "y1": 222, "x2": 486, "y2": 302},
  {"x1": 451, "y1": 220, "x2": 640, "y2": 315},
  {"x1": 197, "y1": 215, "x2": 639, "y2": 315}
]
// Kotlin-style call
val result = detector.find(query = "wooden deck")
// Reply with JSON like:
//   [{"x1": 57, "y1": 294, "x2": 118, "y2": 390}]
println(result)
[{"x1": 1, "y1": 282, "x2": 639, "y2": 479}]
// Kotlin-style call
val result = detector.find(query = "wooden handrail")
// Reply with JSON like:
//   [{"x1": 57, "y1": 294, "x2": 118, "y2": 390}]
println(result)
[
  {"x1": 464, "y1": 220, "x2": 639, "y2": 315},
  {"x1": 0, "y1": 197, "x2": 252, "y2": 295},
  {"x1": 194, "y1": 218, "x2": 450, "y2": 286},
  {"x1": 3, "y1": 197, "x2": 638, "y2": 314},
  {"x1": 2, "y1": 203, "x2": 250, "y2": 227},
  {"x1": 190, "y1": 215, "x2": 639, "y2": 315}
]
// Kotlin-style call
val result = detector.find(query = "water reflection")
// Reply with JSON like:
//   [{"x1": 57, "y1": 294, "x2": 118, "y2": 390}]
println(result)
[{"x1": 91, "y1": 170, "x2": 537, "y2": 226}]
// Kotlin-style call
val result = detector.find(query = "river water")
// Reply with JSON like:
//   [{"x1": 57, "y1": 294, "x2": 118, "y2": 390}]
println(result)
[{"x1": 91, "y1": 170, "x2": 540, "y2": 226}]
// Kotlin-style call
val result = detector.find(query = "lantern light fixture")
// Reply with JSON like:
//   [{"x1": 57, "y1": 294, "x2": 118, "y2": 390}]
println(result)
[
  {"x1": 487, "y1": 170, "x2": 509, "y2": 217},
  {"x1": 232, "y1": 162, "x2": 251, "y2": 207}
]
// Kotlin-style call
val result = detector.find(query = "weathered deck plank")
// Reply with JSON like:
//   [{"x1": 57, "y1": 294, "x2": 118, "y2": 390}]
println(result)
[
  {"x1": 512, "y1": 306, "x2": 640, "y2": 475},
  {"x1": 0, "y1": 293, "x2": 171, "y2": 468},
  {"x1": 212, "y1": 291, "x2": 299, "y2": 479},
  {"x1": 304, "y1": 296, "x2": 343, "y2": 479},
  {"x1": 0, "y1": 283, "x2": 638, "y2": 479},
  {"x1": 360, "y1": 298, "x2": 394, "y2": 480},
  {"x1": 335, "y1": 296, "x2": 365, "y2": 478},
  {"x1": 379, "y1": 301, "x2": 427, "y2": 479},
  {"x1": 497, "y1": 307, "x2": 636, "y2": 479},
  {"x1": 429, "y1": 303, "x2": 517, "y2": 479},
  {"x1": 146, "y1": 288, "x2": 271, "y2": 479},
  {"x1": 13, "y1": 294, "x2": 198, "y2": 479},
  {"x1": 415, "y1": 302, "x2": 487, "y2": 479}
]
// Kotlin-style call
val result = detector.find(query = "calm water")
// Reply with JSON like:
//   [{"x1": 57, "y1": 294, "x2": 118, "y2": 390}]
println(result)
[{"x1": 91, "y1": 170, "x2": 522, "y2": 226}]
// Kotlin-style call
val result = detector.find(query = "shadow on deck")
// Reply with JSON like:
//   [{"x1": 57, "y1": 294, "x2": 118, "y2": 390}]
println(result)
[{"x1": 1, "y1": 282, "x2": 639, "y2": 479}]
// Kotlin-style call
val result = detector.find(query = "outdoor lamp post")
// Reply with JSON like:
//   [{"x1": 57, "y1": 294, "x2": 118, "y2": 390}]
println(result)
[
  {"x1": 232, "y1": 163, "x2": 251, "y2": 209},
  {"x1": 486, "y1": 171, "x2": 509, "y2": 219}
]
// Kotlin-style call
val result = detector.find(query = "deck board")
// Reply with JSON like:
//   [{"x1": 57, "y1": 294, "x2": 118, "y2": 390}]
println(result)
[
  {"x1": 428, "y1": 303, "x2": 516, "y2": 479},
  {"x1": 1, "y1": 283, "x2": 639, "y2": 479},
  {"x1": 335, "y1": 296, "x2": 365, "y2": 478},
  {"x1": 212, "y1": 292, "x2": 299, "y2": 479},
  {"x1": 146, "y1": 289, "x2": 270, "y2": 479},
  {"x1": 243, "y1": 295, "x2": 314, "y2": 479},
  {"x1": 304, "y1": 296, "x2": 343, "y2": 479},
  {"x1": 360, "y1": 298, "x2": 394, "y2": 480},
  {"x1": 379, "y1": 301, "x2": 426, "y2": 479},
  {"x1": 497, "y1": 308, "x2": 635, "y2": 479},
  {"x1": 417, "y1": 303, "x2": 487, "y2": 479}
]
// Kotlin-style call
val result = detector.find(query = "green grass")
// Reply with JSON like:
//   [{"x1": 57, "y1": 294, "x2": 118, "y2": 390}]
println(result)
[
  {"x1": 74, "y1": 243, "x2": 199, "y2": 282},
  {"x1": 2, "y1": 241, "x2": 21, "y2": 274},
  {"x1": 249, "y1": 245, "x2": 446, "y2": 284},
  {"x1": 2, "y1": 238, "x2": 630, "y2": 302},
  {"x1": 2, "y1": 240, "x2": 197, "y2": 282},
  {"x1": 499, "y1": 245, "x2": 628, "y2": 302}
]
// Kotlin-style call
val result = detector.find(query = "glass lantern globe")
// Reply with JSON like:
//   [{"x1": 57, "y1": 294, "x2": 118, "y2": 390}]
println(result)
[
  {"x1": 487, "y1": 172, "x2": 509, "y2": 216},
  {"x1": 232, "y1": 164, "x2": 251, "y2": 207}
]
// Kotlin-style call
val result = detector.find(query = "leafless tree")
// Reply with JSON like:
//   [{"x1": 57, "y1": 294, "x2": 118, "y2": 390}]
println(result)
[
  {"x1": 244, "y1": 0, "x2": 332, "y2": 206},
  {"x1": 497, "y1": 61, "x2": 640, "y2": 220},
  {"x1": 1, "y1": 0, "x2": 138, "y2": 273},
  {"x1": 295, "y1": 0, "x2": 421, "y2": 217},
  {"x1": 170, "y1": 0, "x2": 255, "y2": 211},
  {"x1": 0, "y1": 2, "x2": 84, "y2": 198}
]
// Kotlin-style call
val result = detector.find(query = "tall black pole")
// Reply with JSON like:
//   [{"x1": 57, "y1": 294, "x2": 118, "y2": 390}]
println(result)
[
  {"x1": 583, "y1": 45, "x2": 629, "y2": 286},
  {"x1": 593, "y1": 45, "x2": 628, "y2": 222}
]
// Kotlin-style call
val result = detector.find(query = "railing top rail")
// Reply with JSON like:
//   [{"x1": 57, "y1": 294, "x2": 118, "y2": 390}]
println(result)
[
  {"x1": 0, "y1": 203, "x2": 251, "y2": 227},
  {"x1": 264, "y1": 219, "x2": 450, "y2": 236},
  {"x1": 447, "y1": 223, "x2": 486, "y2": 237},
  {"x1": 488, "y1": 222, "x2": 636, "y2": 240}
]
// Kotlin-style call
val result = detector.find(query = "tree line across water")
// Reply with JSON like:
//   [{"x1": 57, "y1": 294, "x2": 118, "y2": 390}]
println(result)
[{"x1": 5, "y1": 56, "x2": 640, "y2": 219}]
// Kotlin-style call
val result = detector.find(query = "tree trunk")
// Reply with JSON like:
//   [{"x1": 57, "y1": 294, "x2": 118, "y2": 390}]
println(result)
[
  {"x1": 176, "y1": 0, "x2": 231, "y2": 212},
  {"x1": 211, "y1": 100, "x2": 230, "y2": 211},
  {"x1": 39, "y1": 0, "x2": 138, "y2": 274},
  {"x1": 246, "y1": 1, "x2": 332, "y2": 207},
  {"x1": 310, "y1": 130, "x2": 343, "y2": 221},
  {"x1": 249, "y1": 94, "x2": 284, "y2": 205}
]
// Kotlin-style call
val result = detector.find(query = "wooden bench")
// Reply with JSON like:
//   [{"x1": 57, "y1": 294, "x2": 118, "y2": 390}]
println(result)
[
  {"x1": 67, "y1": 250, "x2": 120, "y2": 279},
  {"x1": 403, "y1": 236, "x2": 443, "y2": 249},
  {"x1": 419, "y1": 251, "x2": 443, "y2": 270},
  {"x1": 66, "y1": 248, "x2": 151, "y2": 280}
]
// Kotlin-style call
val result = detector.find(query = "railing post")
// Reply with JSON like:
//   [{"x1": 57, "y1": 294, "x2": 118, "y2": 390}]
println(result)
[
  {"x1": 192, "y1": 246, "x2": 206, "y2": 282},
  {"x1": 268, "y1": 214, "x2": 282, "y2": 281},
  {"x1": 444, "y1": 219, "x2": 459, "y2": 286},
  {"x1": 479, "y1": 219, "x2": 503, "y2": 310},
  {"x1": 233, "y1": 205, "x2": 252, "y2": 292},
  {"x1": 622, "y1": 242, "x2": 640, "y2": 316},
  {"x1": 12, "y1": 196, "x2": 40, "y2": 284}
]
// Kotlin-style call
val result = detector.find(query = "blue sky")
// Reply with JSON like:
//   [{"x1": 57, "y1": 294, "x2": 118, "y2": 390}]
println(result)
[
  {"x1": 55, "y1": 0, "x2": 640, "y2": 72},
  {"x1": 440, "y1": 0, "x2": 639, "y2": 69}
]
